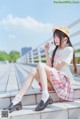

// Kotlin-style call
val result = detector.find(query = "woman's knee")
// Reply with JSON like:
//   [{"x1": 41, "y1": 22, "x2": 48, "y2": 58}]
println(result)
[
  {"x1": 29, "y1": 68, "x2": 37, "y2": 76},
  {"x1": 37, "y1": 62, "x2": 45, "y2": 69}
]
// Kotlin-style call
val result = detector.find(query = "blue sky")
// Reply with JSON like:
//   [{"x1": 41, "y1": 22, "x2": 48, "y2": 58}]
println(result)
[{"x1": 0, "y1": 0, "x2": 80, "y2": 53}]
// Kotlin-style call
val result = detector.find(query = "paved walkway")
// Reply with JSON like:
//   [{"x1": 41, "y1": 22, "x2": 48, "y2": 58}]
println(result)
[
  {"x1": 0, "y1": 63, "x2": 80, "y2": 93},
  {"x1": 0, "y1": 63, "x2": 39, "y2": 93},
  {"x1": 0, "y1": 63, "x2": 80, "y2": 119}
]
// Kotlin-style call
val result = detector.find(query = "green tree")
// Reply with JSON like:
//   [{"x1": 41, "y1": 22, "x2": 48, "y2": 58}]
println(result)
[
  {"x1": 0, "y1": 51, "x2": 10, "y2": 61},
  {"x1": 0, "y1": 50, "x2": 20, "y2": 62},
  {"x1": 9, "y1": 51, "x2": 20, "y2": 62}
]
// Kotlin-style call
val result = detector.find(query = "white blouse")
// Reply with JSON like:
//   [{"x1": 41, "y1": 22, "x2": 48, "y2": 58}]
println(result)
[{"x1": 49, "y1": 46, "x2": 74, "y2": 85}]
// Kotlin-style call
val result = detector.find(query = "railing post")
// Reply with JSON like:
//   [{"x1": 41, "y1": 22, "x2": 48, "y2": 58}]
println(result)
[
  {"x1": 31, "y1": 50, "x2": 34, "y2": 64},
  {"x1": 38, "y1": 48, "x2": 41, "y2": 62},
  {"x1": 24, "y1": 56, "x2": 26, "y2": 64},
  {"x1": 26, "y1": 53, "x2": 29, "y2": 64}
]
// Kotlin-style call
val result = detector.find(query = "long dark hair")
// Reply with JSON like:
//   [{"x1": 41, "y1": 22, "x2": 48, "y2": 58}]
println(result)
[{"x1": 51, "y1": 29, "x2": 77, "y2": 73}]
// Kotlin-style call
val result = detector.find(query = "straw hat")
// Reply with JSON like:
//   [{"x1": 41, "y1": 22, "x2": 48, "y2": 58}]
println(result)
[{"x1": 52, "y1": 26, "x2": 69, "y2": 37}]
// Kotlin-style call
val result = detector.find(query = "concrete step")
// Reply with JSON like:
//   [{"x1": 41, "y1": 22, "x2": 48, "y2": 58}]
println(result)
[
  {"x1": 0, "y1": 99, "x2": 80, "y2": 119},
  {"x1": 0, "y1": 63, "x2": 80, "y2": 109},
  {"x1": 0, "y1": 64, "x2": 20, "y2": 92},
  {"x1": 0, "y1": 87, "x2": 80, "y2": 109}
]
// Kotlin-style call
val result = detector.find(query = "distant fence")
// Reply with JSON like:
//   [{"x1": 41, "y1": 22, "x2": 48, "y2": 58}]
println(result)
[
  {"x1": 17, "y1": 18, "x2": 80, "y2": 64},
  {"x1": 0, "y1": 60, "x2": 9, "y2": 64}
]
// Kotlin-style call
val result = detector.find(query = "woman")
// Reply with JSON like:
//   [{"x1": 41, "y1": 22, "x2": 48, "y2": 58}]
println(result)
[{"x1": 3, "y1": 26, "x2": 78, "y2": 113}]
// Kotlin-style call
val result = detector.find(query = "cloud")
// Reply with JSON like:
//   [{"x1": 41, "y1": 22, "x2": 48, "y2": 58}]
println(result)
[
  {"x1": 8, "y1": 34, "x2": 16, "y2": 39},
  {"x1": 1, "y1": 14, "x2": 53, "y2": 32},
  {"x1": 0, "y1": 15, "x2": 53, "y2": 53}
]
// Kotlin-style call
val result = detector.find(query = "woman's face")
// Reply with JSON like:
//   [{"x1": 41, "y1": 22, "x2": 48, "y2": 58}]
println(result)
[
  {"x1": 54, "y1": 35, "x2": 60, "y2": 46},
  {"x1": 54, "y1": 34, "x2": 67, "y2": 46}
]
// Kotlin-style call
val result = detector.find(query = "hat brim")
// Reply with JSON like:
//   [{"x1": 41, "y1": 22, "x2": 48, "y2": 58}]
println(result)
[{"x1": 52, "y1": 27, "x2": 69, "y2": 37}]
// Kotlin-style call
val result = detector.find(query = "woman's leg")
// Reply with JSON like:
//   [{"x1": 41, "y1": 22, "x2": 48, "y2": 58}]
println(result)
[
  {"x1": 12, "y1": 68, "x2": 39, "y2": 105},
  {"x1": 37, "y1": 62, "x2": 53, "y2": 103},
  {"x1": 35, "y1": 62, "x2": 54, "y2": 111},
  {"x1": 12, "y1": 64, "x2": 53, "y2": 105},
  {"x1": 4, "y1": 63, "x2": 54, "y2": 112},
  {"x1": 37, "y1": 62, "x2": 54, "y2": 85},
  {"x1": 34, "y1": 68, "x2": 53, "y2": 91}
]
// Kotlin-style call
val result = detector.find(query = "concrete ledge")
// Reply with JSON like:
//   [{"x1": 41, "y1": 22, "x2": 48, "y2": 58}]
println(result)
[
  {"x1": 0, "y1": 99, "x2": 80, "y2": 119},
  {"x1": 0, "y1": 87, "x2": 80, "y2": 109}
]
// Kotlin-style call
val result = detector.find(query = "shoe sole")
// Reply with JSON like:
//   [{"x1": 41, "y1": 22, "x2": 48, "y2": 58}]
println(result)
[
  {"x1": 9, "y1": 105, "x2": 22, "y2": 113},
  {"x1": 35, "y1": 98, "x2": 53, "y2": 111},
  {"x1": 49, "y1": 99, "x2": 53, "y2": 104}
]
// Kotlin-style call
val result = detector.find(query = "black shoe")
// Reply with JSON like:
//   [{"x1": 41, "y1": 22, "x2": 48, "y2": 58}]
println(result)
[
  {"x1": 3, "y1": 102, "x2": 22, "y2": 113},
  {"x1": 35, "y1": 96, "x2": 53, "y2": 111}
]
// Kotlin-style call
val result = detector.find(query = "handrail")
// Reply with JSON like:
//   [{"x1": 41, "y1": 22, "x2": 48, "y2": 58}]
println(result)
[{"x1": 17, "y1": 18, "x2": 80, "y2": 64}]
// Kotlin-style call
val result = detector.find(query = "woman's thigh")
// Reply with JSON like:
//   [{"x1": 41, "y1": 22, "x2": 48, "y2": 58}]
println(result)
[
  {"x1": 33, "y1": 67, "x2": 53, "y2": 90},
  {"x1": 37, "y1": 62, "x2": 54, "y2": 84}
]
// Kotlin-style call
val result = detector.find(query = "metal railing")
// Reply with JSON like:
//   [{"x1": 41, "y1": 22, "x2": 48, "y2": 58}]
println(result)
[{"x1": 17, "y1": 18, "x2": 80, "y2": 64}]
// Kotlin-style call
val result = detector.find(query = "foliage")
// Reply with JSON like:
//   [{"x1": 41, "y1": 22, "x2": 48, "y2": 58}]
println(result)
[{"x1": 0, "y1": 50, "x2": 20, "y2": 62}]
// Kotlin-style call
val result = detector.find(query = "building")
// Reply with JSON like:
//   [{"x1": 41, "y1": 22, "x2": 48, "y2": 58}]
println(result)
[{"x1": 21, "y1": 47, "x2": 32, "y2": 56}]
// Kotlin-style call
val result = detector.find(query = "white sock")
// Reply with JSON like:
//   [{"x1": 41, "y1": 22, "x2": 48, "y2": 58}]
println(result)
[
  {"x1": 41, "y1": 91, "x2": 49, "y2": 103},
  {"x1": 12, "y1": 94, "x2": 22, "y2": 105}
]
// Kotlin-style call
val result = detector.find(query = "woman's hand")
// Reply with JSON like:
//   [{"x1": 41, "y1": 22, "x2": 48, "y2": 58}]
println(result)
[
  {"x1": 44, "y1": 42, "x2": 50, "y2": 54},
  {"x1": 73, "y1": 68, "x2": 79, "y2": 74}
]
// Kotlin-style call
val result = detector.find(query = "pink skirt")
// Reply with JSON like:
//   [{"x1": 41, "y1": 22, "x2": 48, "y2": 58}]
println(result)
[{"x1": 48, "y1": 67, "x2": 74, "y2": 101}]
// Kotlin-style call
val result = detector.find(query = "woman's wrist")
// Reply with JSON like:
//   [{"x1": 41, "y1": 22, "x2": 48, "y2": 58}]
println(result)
[
  {"x1": 45, "y1": 50, "x2": 48, "y2": 54},
  {"x1": 45, "y1": 52, "x2": 49, "y2": 57}
]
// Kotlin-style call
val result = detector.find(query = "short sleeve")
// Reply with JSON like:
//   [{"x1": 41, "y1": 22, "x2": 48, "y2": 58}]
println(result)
[{"x1": 61, "y1": 47, "x2": 73, "y2": 64}]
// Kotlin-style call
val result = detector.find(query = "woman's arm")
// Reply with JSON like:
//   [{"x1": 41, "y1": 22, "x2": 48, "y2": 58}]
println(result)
[
  {"x1": 45, "y1": 52, "x2": 52, "y2": 67},
  {"x1": 54, "y1": 62, "x2": 66, "y2": 70},
  {"x1": 44, "y1": 42, "x2": 52, "y2": 67}
]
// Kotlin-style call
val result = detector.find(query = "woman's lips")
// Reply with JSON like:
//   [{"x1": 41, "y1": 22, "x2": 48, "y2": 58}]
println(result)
[{"x1": 55, "y1": 42, "x2": 59, "y2": 45}]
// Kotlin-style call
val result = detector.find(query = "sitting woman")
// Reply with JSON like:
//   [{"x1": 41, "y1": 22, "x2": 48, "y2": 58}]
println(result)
[{"x1": 4, "y1": 26, "x2": 78, "y2": 113}]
